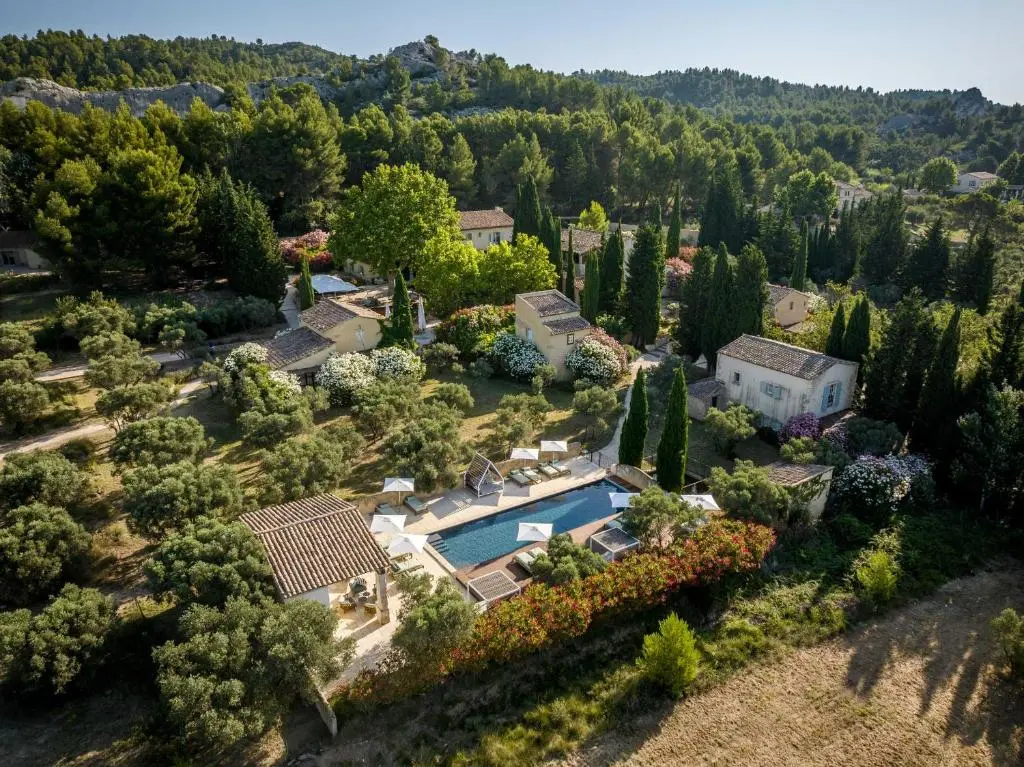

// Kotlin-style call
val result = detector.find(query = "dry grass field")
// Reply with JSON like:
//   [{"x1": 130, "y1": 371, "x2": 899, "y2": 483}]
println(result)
[{"x1": 562, "y1": 569, "x2": 1024, "y2": 767}]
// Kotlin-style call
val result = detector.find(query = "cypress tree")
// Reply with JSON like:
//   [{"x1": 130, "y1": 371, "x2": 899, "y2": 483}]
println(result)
[
  {"x1": 863, "y1": 290, "x2": 930, "y2": 428},
  {"x1": 699, "y1": 159, "x2": 743, "y2": 253},
  {"x1": 625, "y1": 222, "x2": 665, "y2": 347},
  {"x1": 618, "y1": 367, "x2": 649, "y2": 467},
  {"x1": 386, "y1": 271, "x2": 416, "y2": 349},
  {"x1": 542, "y1": 207, "x2": 562, "y2": 273},
  {"x1": 598, "y1": 225, "x2": 625, "y2": 314},
  {"x1": 832, "y1": 204, "x2": 859, "y2": 281},
  {"x1": 910, "y1": 307, "x2": 962, "y2": 461},
  {"x1": 842, "y1": 296, "x2": 871, "y2": 373},
  {"x1": 905, "y1": 215, "x2": 951, "y2": 300},
  {"x1": 581, "y1": 250, "x2": 601, "y2": 322},
  {"x1": 790, "y1": 219, "x2": 808, "y2": 290},
  {"x1": 953, "y1": 225, "x2": 996, "y2": 314},
  {"x1": 980, "y1": 280, "x2": 1024, "y2": 389},
  {"x1": 513, "y1": 176, "x2": 542, "y2": 241},
  {"x1": 298, "y1": 256, "x2": 315, "y2": 310},
  {"x1": 701, "y1": 246, "x2": 735, "y2": 370},
  {"x1": 675, "y1": 246, "x2": 715, "y2": 360},
  {"x1": 666, "y1": 185, "x2": 682, "y2": 260},
  {"x1": 825, "y1": 302, "x2": 847, "y2": 358},
  {"x1": 656, "y1": 366, "x2": 689, "y2": 491},
  {"x1": 733, "y1": 244, "x2": 768, "y2": 336},
  {"x1": 563, "y1": 227, "x2": 574, "y2": 295},
  {"x1": 861, "y1": 189, "x2": 909, "y2": 284},
  {"x1": 757, "y1": 200, "x2": 799, "y2": 281}
]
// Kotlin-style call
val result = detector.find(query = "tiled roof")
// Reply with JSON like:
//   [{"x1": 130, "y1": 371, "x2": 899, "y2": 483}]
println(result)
[
  {"x1": 241, "y1": 494, "x2": 391, "y2": 599},
  {"x1": 518, "y1": 289, "x2": 579, "y2": 317},
  {"x1": 766, "y1": 461, "x2": 832, "y2": 486},
  {"x1": 561, "y1": 227, "x2": 605, "y2": 254},
  {"x1": 543, "y1": 315, "x2": 591, "y2": 335},
  {"x1": 718, "y1": 334, "x2": 850, "y2": 380},
  {"x1": 964, "y1": 171, "x2": 998, "y2": 180},
  {"x1": 687, "y1": 377, "x2": 727, "y2": 403},
  {"x1": 459, "y1": 208, "x2": 513, "y2": 230},
  {"x1": 767, "y1": 284, "x2": 791, "y2": 305},
  {"x1": 261, "y1": 327, "x2": 332, "y2": 368},
  {"x1": 301, "y1": 299, "x2": 357, "y2": 333}
]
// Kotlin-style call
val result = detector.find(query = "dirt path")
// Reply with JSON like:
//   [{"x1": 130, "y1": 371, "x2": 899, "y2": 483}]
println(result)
[{"x1": 564, "y1": 569, "x2": 1024, "y2": 767}]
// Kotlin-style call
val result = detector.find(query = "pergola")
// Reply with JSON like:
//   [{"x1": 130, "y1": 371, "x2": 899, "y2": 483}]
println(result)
[
  {"x1": 467, "y1": 570, "x2": 521, "y2": 605},
  {"x1": 589, "y1": 527, "x2": 640, "y2": 562},
  {"x1": 240, "y1": 494, "x2": 393, "y2": 624}
]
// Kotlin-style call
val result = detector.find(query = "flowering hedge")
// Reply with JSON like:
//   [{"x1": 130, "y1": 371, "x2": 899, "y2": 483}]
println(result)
[
  {"x1": 315, "y1": 352, "x2": 375, "y2": 406},
  {"x1": 281, "y1": 230, "x2": 333, "y2": 271},
  {"x1": 565, "y1": 337, "x2": 623, "y2": 385},
  {"x1": 336, "y1": 519, "x2": 774, "y2": 704},
  {"x1": 435, "y1": 305, "x2": 515, "y2": 356},
  {"x1": 781, "y1": 412, "x2": 822, "y2": 442},
  {"x1": 831, "y1": 454, "x2": 932, "y2": 523},
  {"x1": 490, "y1": 331, "x2": 548, "y2": 381},
  {"x1": 665, "y1": 257, "x2": 693, "y2": 296},
  {"x1": 223, "y1": 342, "x2": 268, "y2": 374},
  {"x1": 370, "y1": 346, "x2": 426, "y2": 382}
]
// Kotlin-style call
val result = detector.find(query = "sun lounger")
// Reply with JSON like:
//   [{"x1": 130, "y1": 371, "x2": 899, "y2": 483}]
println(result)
[
  {"x1": 543, "y1": 460, "x2": 571, "y2": 477},
  {"x1": 391, "y1": 558, "x2": 423, "y2": 575},
  {"x1": 514, "y1": 549, "x2": 537, "y2": 572},
  {"x1": 404, "y1": 495, "x2": 427, "y2": 514},
  {"x1": 536, "y1": 463, "x2": 561, "y2": 480},
  {"x1": 508, "y1": 469, "x2": 535, "y2": 487},
  {"x1": 522, "y1": 467, "x2": 544, "y2": 483},
  {"x1": 376, "y1": 502, "x2": 401, "y2": 514},
  {"x1": 528, "y1": 547, "x2": 547, "y2": 560}
]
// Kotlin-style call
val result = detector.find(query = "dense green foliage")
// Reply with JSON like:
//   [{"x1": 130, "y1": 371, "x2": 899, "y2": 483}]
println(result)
[
  {"x1": 618, "y1": 368, "x2": 648, "y2": 466},
  {"x1": 638, "y1": 612, "x2": 700, "y2": 698},
  {"x1": 655, "y1": 367, "x2": 689, "y2": 491}
]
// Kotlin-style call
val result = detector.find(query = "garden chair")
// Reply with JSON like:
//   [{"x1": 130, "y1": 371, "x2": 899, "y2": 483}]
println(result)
[
  {"x1": 522, "y1": 466, "x2": 545, "y2": 483},
  {"x1": 508, "y1": 469, "x2": 534, "y2": 487},
  {"x1": 404, "y1": 495, "x2": 428, "y2": 514}
]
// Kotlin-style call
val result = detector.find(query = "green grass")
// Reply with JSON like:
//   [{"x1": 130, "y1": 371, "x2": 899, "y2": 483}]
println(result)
[{"x1": 0, "y1": 289, "x2": 68, "y2": 329}]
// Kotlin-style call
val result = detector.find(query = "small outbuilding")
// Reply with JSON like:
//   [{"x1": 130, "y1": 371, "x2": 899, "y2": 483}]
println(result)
[
  {"x1": 766, "y1": 461, "x2": 834, "y2": 523},
  {"x1": 589, "y1": 527, "x2": 641, "y2": 562}
]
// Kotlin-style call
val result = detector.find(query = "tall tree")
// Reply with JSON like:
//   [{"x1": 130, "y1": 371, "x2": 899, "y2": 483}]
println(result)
[
  {"x1": 757, "y1": 201, "x2": 799, "y2": 281},
  {"x1": 676, "y1": 246, "x2": 715, "y2": 360},
  {"x1": 953, "y1": 225, "x2": 996, "y2": 314},
  {"x1": 808, "y1": 223, "x2": 833, "y2": 282},
  {"x1": 701, "y1": 246, "x2": 735, "y2": 369},
  {"x1": 543, "y1": 208, "x2": 562, "y2": 275},
  {"x1": 842, "y1": 296, "x2": 871, "y2": 373},
  {"x1": 512, "y1": 175, "x2": 543, "y2": 242},
  {"x1": 580, "y1": 249, "x2": 601, "y2": 323},
  {"x1": 832, "y1": 205, "x2": 859, "y2": 281},
  {"x1": 298, "y1": 257, "x2": 315, "y2": 310},
  {"x1": 578, "y1": 201, "x2": 609, "y2": 232},
  {"x1": 385, "y1": 272, "x2": 415, "y2": 349},
  {"x1": 910, "y1": 307, "x2": 962, "y2": 460},
  {"x1": 598, "y1": 225, "x2": 625, "y2": 315},
  {"x1": 625, "y1": 222, "x2": 665, "y2": 347},
  {"x1": 619, "y1": 368, "x2": 649, "y2": 467},
  {"x1": 980, "y1": 281, "x2": 1024, "y2": 390},
  {"x1": 442, "y1": 134, "x2": 476, "y2": 205},
  {"x1": 733, "y1": 244, "x2": 768, "y2": 336},
  {"x1": 860, "y1": 190, "x2": 908, "y2": 284},
  {"x1": 565, "y1": 227, "x2": 575, "y2": 297},
  {"x1": 698, "y1": 158, "x2": 743, "y2": 253},
  {"x1": 906, "y1": 215, "x2": 951, "y2": 300},
  {"x1": 825, "y1": 302, "x2": 847, "y2": 358},
  {"x1": 918, "y1": 157, "x2": 957, "y2": 193},
  {"x1": 790, "y1": 219, "x2": 808, "y2": 290},
  {"x1": 656, "y1": 367, "x2": 689, "y2": 491},
  {"x1": 666, "y1": 185, "x2": 682, "y2": 260}
]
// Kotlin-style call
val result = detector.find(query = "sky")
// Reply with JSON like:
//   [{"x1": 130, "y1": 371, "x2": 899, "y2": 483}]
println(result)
[{"x1": 5, "y1": 0, "x2": 1024, "y2": 104}]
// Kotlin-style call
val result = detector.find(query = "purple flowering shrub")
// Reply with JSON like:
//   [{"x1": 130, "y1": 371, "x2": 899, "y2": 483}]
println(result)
[{"x1": 780, "y1": 412, "x2": 822, "y2": 442}]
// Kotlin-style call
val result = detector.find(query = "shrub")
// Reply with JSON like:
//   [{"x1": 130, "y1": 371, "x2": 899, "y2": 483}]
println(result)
[
  {"x1": 435, "y1": 305, "x2": 514, "y2": 356},
  {"x1": 780, "y1": 412, "x2": 821, "y2": 442},
  {"x1": 565, "y1": 337, "x2": 623, "y2": 385},
  {"x1": 531, "y1": 533, "x2": 608, "y2": 585},
  {"x1": 315, "y1": 352, "x2": 375, "y2": 406},
  {"x1": 420, "y1": 342, "x2": 460, "y2": 371},
  {"x1": 58, "y1": 438, "x2": 96, "y2": 466},
  {"x1": 830, "y1": 454, "x2": 932, "y2": 524},
  {"x1": 0, "y1": 450, "x2": 86, "y2": 510},
  {"x1": 704, "y1": 403, "x2": 757, "y2": 457},
  {"x1": 391, "y1": 576, "x2": 478, "y2": 667},
  {"x1": 371, "y1": 346, "x2": 426, "y2": 382},
  {"x1": 531, "y1": 362, "x2": 555, "y2": 394},
  {"x1": 110, "y1": 416, "x2": 210, "y2": 469},
  {"x1": 621, "y1": 487, "x2": 704, "y2": 549},
  {"x1": 490, "y1": 332, "x2": 548, "y2": 381},
  {"x1": 428, "y1": 382, "x2": 474, "y2": 414},
  {"x1": 468, "y1": 358, "x2": 494, "y2": 379},
  {"x1": 991, "y1": 608, "x2": 1024, "y2": 678},
  {"x1": 708, "y1": 460, "x2": 791, "y2": 525},
  {"x1": 854, "y1": 550, "x2": 899, "y2": 606},
  {"x1": 258, "y1": 426, "x2": 365, "y2": 505},
  {"x1": 844, "y1": 416, "x2": 904, "y2": 456},
  {"x1": 196, "y1": 296, "x2": 277, "y2": 338},
  {"x1": 638, "y1": 612, "x2": 699, "y2": 697},
  {"x1": 0, "y1": 503, "x2": 91, "y2": 606}
]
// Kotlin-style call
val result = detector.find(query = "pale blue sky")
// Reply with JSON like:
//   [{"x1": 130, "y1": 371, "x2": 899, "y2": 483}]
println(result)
[{"x1": 5, "y1": 0, "x2": 1024, "y2": 104}]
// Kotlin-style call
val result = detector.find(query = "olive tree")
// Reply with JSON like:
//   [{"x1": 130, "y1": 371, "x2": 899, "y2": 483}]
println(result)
[
  {"x1": 258, "y1": 426, "x2": 365, "y2": 505},
  {"x1": 122, "y1": 461, "x2": 245, "y2": 539},
  {"x1": 0, "y1": 503, "x2": 91, "y2": 606},
  {"x1": 110, "y1": 416, "x2": 211, "y2": 469},
  {"x1": 0, "y1": 450, "x2": 87, "y2": 510}
]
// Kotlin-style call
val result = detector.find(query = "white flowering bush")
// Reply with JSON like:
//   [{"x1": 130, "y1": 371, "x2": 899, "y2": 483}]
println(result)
[
  {"x1": 831, "y1": 454, "x2": 932, "y2": 523},
  {"x1": 566, "y1": 338, "x2": 622, "y2": 385},
  {"x1": 267, "y1": 370, "x2": 302, "y2": 398},
  {"x1": 316, "y1": 353, "x2": 375, "y2": 406},
  {"x1": 370, "y1": 346, "x2": 426, "y2": 383},
  {"x1": 490, "y1": 332, "x2": 548, "y2": 381},
  {"x1": 223, "y1": 342, "x2": 267, "y2": 374}
]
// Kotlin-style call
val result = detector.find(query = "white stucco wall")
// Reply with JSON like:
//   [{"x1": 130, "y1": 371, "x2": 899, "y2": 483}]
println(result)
[
  {"x1": 288, "y1": 585, "x2": 331, "y2": 607},
  {"x1": 463, "y1": 226, "x2": 513, "y2": 250}
]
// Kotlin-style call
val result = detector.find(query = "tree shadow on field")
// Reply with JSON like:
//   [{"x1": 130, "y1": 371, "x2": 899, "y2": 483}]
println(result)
[{"x1": 844, "y1": 567, "x2": 1024, "y2": 766}]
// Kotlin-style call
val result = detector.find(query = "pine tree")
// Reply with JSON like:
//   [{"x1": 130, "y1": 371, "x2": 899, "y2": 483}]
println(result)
[
  {"x1": 832, "y1": 205, "x2": 859, "y2": 281},
  {"x1": 825, "y1": 302, "x2": 847, "y2": 357},
  {"x1": 386, "y1": 271, "x2": 416, "y2": 349},
  {"x1": 910, "y1": 307, "x2": 962, "y2": 462},
  {"x1": 905, "y1": 215, "x2": 950, "y2": 300},
  {"x1": 599, "y1": 225, "x2": 625, "y2": 314},
  {"x1": 699, "y1": 159, "x2": 743, "y2": 253},
  {"x1": 701, "y1": 246, "x2": 735, "y2": 370},
  {"x1": 513, "y1": 176, "x2": 542, "y2": 242},
  {"x1": 980, "y1": 281, "x2": 1024, "y2": 389},
  {"x1": 953, "y1": 225, "x2": 996, "y2": 314},
  {"x1": 842, "y1": 296, "x2": 871, "y2": 374},
  {"x1": 655, "y1": 367, "x2": 689, "y2": 491},
  {"x1": 298, "y1": 257, "x2": 315, "y2": 310},
  {"x1": 618, "y1": 368, "x2": 649, "y2": 467},
  {"x1": 675, "y1": 246, "x2": 714, "y2": 360},
  {"x1": 864, "y1": 290, "x2": 929, "y2": 428},
  {"x1": 666, "y1": 185, "x2": 682, "y2": 260},
  {"x1": 733, "y1": 244, "x2": 768, "y2": 336},
  {"x1": 790, "y1": 219, "x2": 808, "y2": 290},
  {"x1": 626, "y1": 222, "x2": 665, "y2": 347},
  {"x1": 581, "y1": 250, "x2": 601, "y2": 323}
]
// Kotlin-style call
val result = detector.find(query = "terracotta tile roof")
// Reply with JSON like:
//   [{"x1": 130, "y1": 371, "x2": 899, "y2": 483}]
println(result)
[
  {"x1": 687, "y1": 377, "x2": 727, "y2": 403},
  {"x1": 241, "y1": 494, "x2": 391, "y2": 599},
  {"x1": 518, "y1": 289, "x2": 579, "y2": 317},
  {"x1": 718, "y1": 335, "x2": 851, "y2": 380},
  {"x1": 543, "y1": 315, "x2": 591, "y2": 335},
  {"x1": 561, "y1": 227, "x2": 604, "y2": 254},
  {"x1": 964, "y1": 171, "x2": 998, "y2": 180},
  {"x1": 767, "y1": 284, "x2": 790, "y2": 305},
  {"x1": 301, "y1": 298, "x2": 358, "y2": 333},
  {"x1": 766, "y1": 461, "x2": 833, "y2": 486},
  {"x1": 261, "y1": 327, "x2": 333, "y2": 368},
  {"x1": 459, "y1": 208, "x2": 513, "y2": 230}
]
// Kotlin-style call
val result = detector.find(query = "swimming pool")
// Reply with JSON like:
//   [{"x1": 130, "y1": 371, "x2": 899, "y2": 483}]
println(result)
[{"x1": 430, "y1": 479, "x2": 626, "y2": 568}]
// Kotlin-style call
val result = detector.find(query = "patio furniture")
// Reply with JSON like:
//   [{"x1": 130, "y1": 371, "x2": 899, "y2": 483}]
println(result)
[
  {"x1": 604, "y1": 518, "x2": 625, "y2": 531},
  {"x1": 364, "y1": 601, "x2": 378, "y2": 615},
  {"x1": 404, "y1": 495, "x2": 428, "y2": 514},
  {"x1": 391, "y1": 558, "x2": 423, "y2": 575},
  {"x1": 376, "y1": 502, "x2": 401, "y2": 514},
  {"x1": 390, "y1": 552, "x2": 412, "y2": 564},
  {"x1": 522, "y1": 467, "x2": 545, "y2": 483},
  {"x1": 507, "y1": 469, "x2": 536, "y2": 487},
  {"x1": 357, "y1": 589, "x2": 375, "y2": 606},
  {"x1": 349, "y1": 577, "x2": 368, "y2": 594},
  {"x1": 514, "y1": 549, "x2": 537, "y2": 573},
  {"x1": 536, "y1": 461, "x2": 570, "y2": 479}
]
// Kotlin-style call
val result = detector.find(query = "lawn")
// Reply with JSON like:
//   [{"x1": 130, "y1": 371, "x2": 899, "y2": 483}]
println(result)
[{"x1": 0, "y1": 288, "x2": 68, "y2": 329}]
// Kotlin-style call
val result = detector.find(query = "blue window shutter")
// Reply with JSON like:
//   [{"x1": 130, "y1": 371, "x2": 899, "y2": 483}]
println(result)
[
  {"x1": 821, "y1": 386, "x2": 830, "y2": 412},
  {"x1": 835, "y1": 382, "x2": 843, "y2": 407}
]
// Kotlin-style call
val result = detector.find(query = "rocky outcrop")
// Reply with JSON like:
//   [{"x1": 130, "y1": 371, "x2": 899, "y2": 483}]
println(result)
[{"x1": 0, "y1": 77, "x2": 229, "y2": 116}]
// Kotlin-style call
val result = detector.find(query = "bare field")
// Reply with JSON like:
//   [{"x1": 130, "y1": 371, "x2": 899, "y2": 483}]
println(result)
[{"x1": 563, "y1": 569, "x2": 1024, "y2": 767}]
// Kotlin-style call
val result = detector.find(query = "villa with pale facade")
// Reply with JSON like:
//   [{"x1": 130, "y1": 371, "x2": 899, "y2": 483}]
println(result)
[{"x1": 514, "y1": 289, "x2": 592, "y2": 381}]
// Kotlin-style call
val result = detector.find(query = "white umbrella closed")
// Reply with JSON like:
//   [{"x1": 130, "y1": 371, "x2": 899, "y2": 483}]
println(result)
[
  {"x1": 370, "y1": 514, "x2": 407, "y2": 534},
  {"x1": 416, "y1": 297, "x2": 427, "y2": 331},
  {"x1": 509, "y1": 447, "x2": 540, "y2": 461},
  {"x1": 517, "y1": 522, "x2": 553, "y2": 542},
  {"x1": 609, "y1": 492, "x2": 639, "y2": 509},
  {"x1": 539, "y1": 440, "x2": 568, "y2": 454},
  {"x1": 387, "y1": 533, "x2": 429, "y2": 557}
]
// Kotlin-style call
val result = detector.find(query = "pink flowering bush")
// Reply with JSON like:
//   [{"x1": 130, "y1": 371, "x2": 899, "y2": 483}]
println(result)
[
  {"x1": 781, "y1": 412, "x2": 822, "y2": 442},
  {"x1": 665, "y1": 258, "x2": 693, "y2": 296},
  {"x1": 280, "y1": 230, "x2": 333, "y2": 271}
]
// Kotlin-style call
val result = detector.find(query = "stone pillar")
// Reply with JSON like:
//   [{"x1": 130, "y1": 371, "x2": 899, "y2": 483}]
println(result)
[{"x1": 376, "y1": 569, "x2": 390, "y2": 625}]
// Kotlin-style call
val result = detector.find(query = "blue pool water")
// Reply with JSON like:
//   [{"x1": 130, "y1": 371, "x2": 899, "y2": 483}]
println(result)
[{"x1": 431, "y1": 479, "x2": 626, "y2": 568}]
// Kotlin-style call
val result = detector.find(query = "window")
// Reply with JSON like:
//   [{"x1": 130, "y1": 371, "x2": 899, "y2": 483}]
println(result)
[
  {"x1": 969, "y1": 180, "x2": 976, "y2": 188},
  {"x1": 490, "y1": 231, "x2": 501, "y2": 244},
  {"x1": 759, "y1": 381, "x2": 784, "y2": 400},
  {"x1": 789, "y1": 301, "x2": 794, "y2": 310},
  {"x1": 566, "y1": 333, "x2": 575, "y2": 345},
  {"x1": 731, "y1": 371, "x2": 741, "y2": 385},
  {"x1": 825, "y1": 382, "x2": 840, "y2": 408},
  {"x1": 0, "y1": 250, "x2": 15, "y2": 266},
  {"x1": 710, "y1": 395, "x2": 719, "y2": 408}
]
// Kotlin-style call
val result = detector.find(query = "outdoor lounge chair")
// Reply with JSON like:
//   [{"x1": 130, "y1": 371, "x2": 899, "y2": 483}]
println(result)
[
  {"x1": 376, "y1": 502, "x2": 401, "y2": 514},
  {"x1": 514, "y1": 550, "x2": 537, "y2": 573},
  {"x1": 508, "y1": 469, "x2": 535, "y2": 487},
  {"x1": 522, "y1": 467, "x2": 544, "y2": 483},
  {"x1": 404, "y1": 495, "x2": 427, "y2": 514},
  {"x1": 537, "y1": 461, "x2": 569, "y2": 479},
  {"x1": 391, "y1": 558, "x2": 423, "y2": 575}
]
